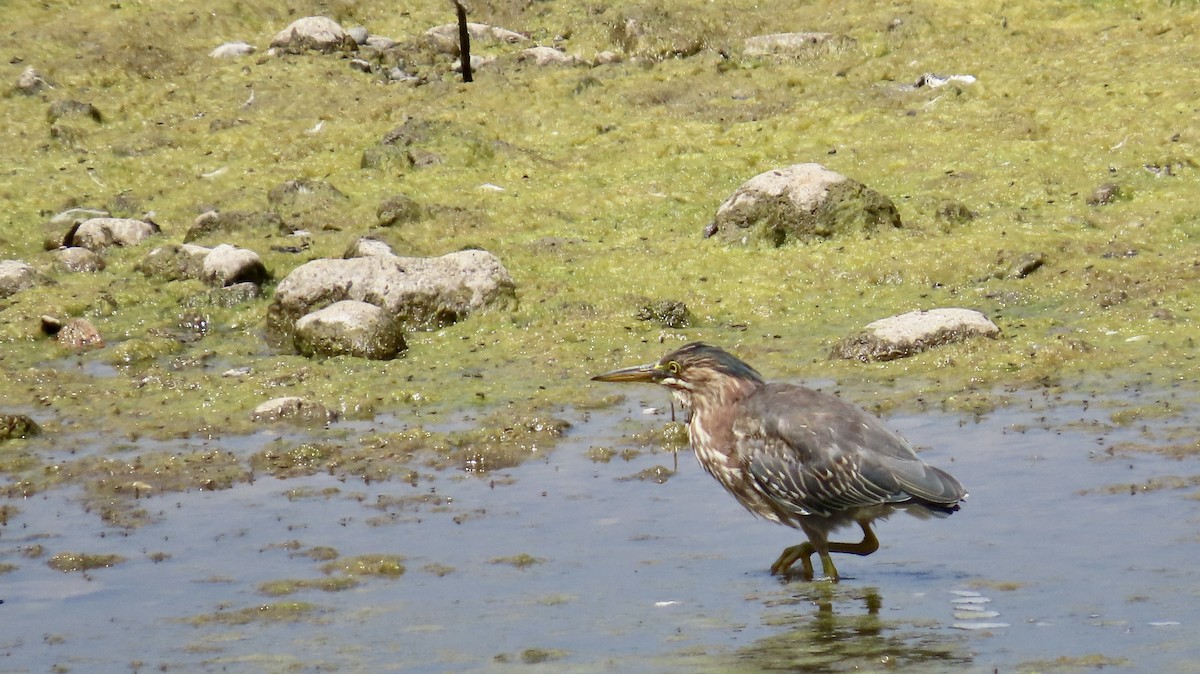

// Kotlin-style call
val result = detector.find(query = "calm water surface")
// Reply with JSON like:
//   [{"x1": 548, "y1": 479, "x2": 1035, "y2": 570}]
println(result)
[{"x1": 2, "y1": 397, "x2": 1199, "y2": 673}]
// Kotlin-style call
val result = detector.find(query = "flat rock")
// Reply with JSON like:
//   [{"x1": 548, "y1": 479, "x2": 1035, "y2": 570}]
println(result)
[
  {"x1": 294, "y1": 300, "x2": 407, "y2": 360},
  {"x1": 518, "y1": 46, "x2": 580, "y2": 66},
  {"x1": 830, "y1": 308, "x2": 1001, "y2": 362},
  {"x1": 251, "y1": 396, "x2": 337, "y2": 424},
  {"x1": 707, "y1": 163, "x2": 901, "y2": 245}
]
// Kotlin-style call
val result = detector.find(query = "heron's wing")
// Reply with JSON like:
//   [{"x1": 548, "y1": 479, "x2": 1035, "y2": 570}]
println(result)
[{"x1": 735, "y1": 384, "x2": 965, "y2": 517}]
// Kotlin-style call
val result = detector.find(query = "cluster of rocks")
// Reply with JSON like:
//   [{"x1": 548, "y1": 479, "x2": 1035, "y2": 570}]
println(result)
[
  {"x1": 224, "y1": 14, "x2": 871, "y2": 80},
  {"x1": 207, "y1": 15, "x2": 615, "y2": 83},
  {"x1": 5, "y1": 156, "x2": 1006, "y2": 378},
  {"x1": 268, "y1": 239, "x2": 516, "y2": 361}
]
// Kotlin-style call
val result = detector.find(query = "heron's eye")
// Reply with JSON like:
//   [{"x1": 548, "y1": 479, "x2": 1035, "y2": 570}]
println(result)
[{"x1": 666, "y1": 361, "x2": 681, "y2": 376}]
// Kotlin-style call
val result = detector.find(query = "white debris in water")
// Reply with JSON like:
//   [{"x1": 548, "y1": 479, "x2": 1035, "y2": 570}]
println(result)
[
  {"x1": 952, "y1": 621, "x2": 1010, "y2": 631},
  {"x1": 949, "y1": 590, "x2": 982, "y2": 597},
  {"x1": 654, "y1": 601, "x2": 679, "y2": 607},
  {"x1": 951, "y1": 596, "x2": 992, "y2": 605},
  {"x1": 1148, "y1": 621, "x2": 1181, "y2": 627},
  {"x1": 642, "y1": 407, "x2": 660, "y2": 415},
  {"x1": 954, "y1": 610, "x2": 1002, "y2": 620}
]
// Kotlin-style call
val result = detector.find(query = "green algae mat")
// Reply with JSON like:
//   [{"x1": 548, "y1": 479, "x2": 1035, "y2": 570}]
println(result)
[{"x1": 1, "y1": 0, "x2": 1197, "y2": 447}]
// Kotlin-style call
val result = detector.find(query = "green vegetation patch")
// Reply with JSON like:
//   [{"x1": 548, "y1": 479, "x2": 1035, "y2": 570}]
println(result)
[
  {"x1": 322, "y1": 554, "x2": 407, "y2": 578},
  {"x1": 259, "y1": 576, "x2": 360, "y2": 596},
  {"x1": 1018, "y1": 654, "x2": 1132, "y2": 672},
  {"x1": 182, "y1": 602, "x2": 325, "y2": 627},
  {"x1": 489, "y1": 553, "x2": 545, "y2": 569},
  {"x1": 47, "y1": 552, "x2": 126, "y2": 572}
]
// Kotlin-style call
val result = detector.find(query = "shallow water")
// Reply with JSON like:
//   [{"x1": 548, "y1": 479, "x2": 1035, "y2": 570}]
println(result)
[{"x1": 2, "y1": 397, "x2": 1199, "y2": 673}]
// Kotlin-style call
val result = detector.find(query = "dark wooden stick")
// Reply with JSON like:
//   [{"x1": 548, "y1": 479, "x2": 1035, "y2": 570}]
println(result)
[{"x1": 455, "y1": 0, "x2": 472, "y2": 82}]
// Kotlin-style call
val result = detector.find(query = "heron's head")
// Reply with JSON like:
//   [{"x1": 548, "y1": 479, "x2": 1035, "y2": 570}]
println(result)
[{"x1": 592, "y1": 343, "x2": 765, "y2": 407}]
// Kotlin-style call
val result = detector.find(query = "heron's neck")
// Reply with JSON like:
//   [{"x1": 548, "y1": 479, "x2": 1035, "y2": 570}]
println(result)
[
  {"x1": 680, "y1": 378, "x2": 760, "y2": 484},
  {"x1": 680, "y1": 377, "x2": 760, "y2": 432}
]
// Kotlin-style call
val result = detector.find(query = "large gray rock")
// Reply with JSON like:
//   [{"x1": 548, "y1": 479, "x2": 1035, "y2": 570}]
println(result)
[
  {"x1": 0, "y1": 260, "x2": 50, "y2": 298},
  {"x1": 294, "y1": 300, "x2": 407, "y2": 360},
  {"x1": 71, "y1": 217, "x2": 161, "y2": 251},
  {"x1": 270, "y1": 17, "x2": 356, "y2": 53},
  {"x1": 830, "y1": 308, "x2": 1000, "y2": 362},
  {"x1": 707, "y1": 164, "x2": 901, "y2": 246},
  {"x1": 267, "y1": 250, "x2": 517, "y2": 341}
]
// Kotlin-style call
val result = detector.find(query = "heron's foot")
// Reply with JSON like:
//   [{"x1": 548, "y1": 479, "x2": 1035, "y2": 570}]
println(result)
[
  {"x1": 770, "y1": 544, "x2": 842, "y2": 582},
  {"x1": 770, "y1": 543, "x2": 812, "y2": 578},
  {"x1": 770, "y1": 543, "x2": 839, "y2": 581}
]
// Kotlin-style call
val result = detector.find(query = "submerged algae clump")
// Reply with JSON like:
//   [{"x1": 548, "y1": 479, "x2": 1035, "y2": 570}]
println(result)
[
  {"x1": 322, "y1": 554, "x2": 406, "y2": 577},
  {"x1": 183, "y1": 602, "x2": 324, "y2": 626},
  {"x1": 48, "y1": 552, "x2": 126, "y2": 572}
]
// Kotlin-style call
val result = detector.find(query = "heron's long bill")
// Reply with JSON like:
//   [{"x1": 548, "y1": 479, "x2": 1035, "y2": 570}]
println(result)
[{"x1": 591, "y1": 363, "x2": 663, "y2": 383}]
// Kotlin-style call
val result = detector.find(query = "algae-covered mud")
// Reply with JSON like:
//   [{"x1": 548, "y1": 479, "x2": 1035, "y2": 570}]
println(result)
[{"x1": 2, "y1": 0, "x2": 1200, "y2": 671}]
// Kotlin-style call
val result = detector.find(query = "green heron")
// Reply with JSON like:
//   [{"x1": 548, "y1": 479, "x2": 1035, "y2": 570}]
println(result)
[{"x1": 592, "y1": 342, "x2": 966, "y2": 581}]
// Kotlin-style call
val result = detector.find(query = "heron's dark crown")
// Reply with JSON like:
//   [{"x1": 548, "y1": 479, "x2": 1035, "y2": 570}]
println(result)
[{"x1": 660, "y1": 343, "x2": 766, "y2": 386}]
